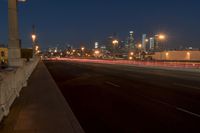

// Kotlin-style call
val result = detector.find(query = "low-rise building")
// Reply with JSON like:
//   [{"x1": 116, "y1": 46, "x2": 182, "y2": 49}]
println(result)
[{"x1": 152, "y1": 50, "x2": 200, "y2": 61}]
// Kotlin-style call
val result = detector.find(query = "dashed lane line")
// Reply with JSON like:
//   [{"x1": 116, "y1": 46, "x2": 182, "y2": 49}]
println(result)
[{"x1": 105, "y1": 81, "x2": 121, "y2": 88}]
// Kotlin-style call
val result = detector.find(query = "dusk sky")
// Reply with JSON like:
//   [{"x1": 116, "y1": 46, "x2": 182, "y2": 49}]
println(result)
[{"x1": 0, "y1": 0, "x2": 200, "y2": 49}]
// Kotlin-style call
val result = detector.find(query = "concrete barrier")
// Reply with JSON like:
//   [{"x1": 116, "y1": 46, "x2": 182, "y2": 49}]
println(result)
[{"x1": 0, "y1": 57, "x2": 39, "y2": 122}]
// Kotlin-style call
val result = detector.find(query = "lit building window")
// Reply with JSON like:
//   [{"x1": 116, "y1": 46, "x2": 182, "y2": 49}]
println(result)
[{"x1": 186, "y1": 52, "x2": 191, "y2": 60}]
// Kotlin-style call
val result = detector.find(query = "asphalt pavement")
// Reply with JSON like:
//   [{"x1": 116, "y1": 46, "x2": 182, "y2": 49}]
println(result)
[{"x1": 45, "y1": 60, "x2": 200, "y2": 133}]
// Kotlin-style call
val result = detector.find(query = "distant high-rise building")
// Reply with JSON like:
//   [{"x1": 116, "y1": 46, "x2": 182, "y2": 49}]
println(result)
[
  {"x1": 154, "y1": 35, "x2": 159, "y2": 51},
  {"x1": 95, "y1": 42, "x2": 99, "y2": 49},
  {"x1": 129, "y1": 31, "x2": 135, "y2": 50},
  {"x1": 150, "y1": 37, "x2": 155, "y2": 50},
  {"x1": 124, "y1": 38, "x2": 129, "y2": 49},
  {"x1": 106, "y1": 36, "x2": 114, "y2": 52},
  {"x1": 142, "y1": 34, "x2": 147, "y2": 51}
]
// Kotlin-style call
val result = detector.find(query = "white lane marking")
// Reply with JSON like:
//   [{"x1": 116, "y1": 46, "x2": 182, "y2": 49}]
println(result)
[
  {"x1": 176, "y1": 107, "x2": 200, "y2": 118},
  {"x1": 105, "y1": 81, "x2": 120, "y2": 88},
  {"x1": 173, "y1": 83, "x2": 200, "y2": 90},
  {"x1": 105, "y1": 81, "x2": 200, "y2": 118},
  {"x1": 150, "y1": 98, "x2": 172, "y2": 107},
  {"x1": 148, "y1": 97, "x2": 200, "y2": 118}
]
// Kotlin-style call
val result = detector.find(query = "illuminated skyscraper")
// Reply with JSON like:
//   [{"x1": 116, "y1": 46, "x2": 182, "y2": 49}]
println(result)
[
  {"x1": 129, "y1": 31, "x2": 135, "y2": 50},
  {"x1": 150, "y1": 37, "x2": 155, "y2": 50},
  {"x1": 142, "y1": 34, "x2": 147, "y2": 51},
  {"x1": 95, "y1": 42, "x2": 99, "y2": 49}
]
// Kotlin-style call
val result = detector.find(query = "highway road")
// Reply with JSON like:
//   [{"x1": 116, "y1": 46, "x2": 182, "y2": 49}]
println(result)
[{"x1": 45, "y1": 60, "x2": 200, "y2": 133}]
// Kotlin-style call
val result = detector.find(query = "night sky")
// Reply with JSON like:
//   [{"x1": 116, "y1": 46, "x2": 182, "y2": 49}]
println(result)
[{"x1": 0, "y1": 0, "x2": 200, "y2": 49}]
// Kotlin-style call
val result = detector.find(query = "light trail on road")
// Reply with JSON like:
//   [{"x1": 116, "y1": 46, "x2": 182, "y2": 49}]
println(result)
[{"x1": 46, "y1": 58, "x2": 200, "y2": 69}]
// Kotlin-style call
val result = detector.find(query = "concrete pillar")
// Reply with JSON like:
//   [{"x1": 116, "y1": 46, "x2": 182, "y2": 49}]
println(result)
[{"x1": 8, "y1": 0, "x2": 24, "y2": 67}]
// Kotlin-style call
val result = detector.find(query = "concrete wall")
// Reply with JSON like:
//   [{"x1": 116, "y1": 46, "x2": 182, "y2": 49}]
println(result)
[
  {"x1": 0, "y1": 57, "x2": 39, "y2": 122},
  {"x1": 152, "y1": 51, "x2": 200, "y2": 61}
]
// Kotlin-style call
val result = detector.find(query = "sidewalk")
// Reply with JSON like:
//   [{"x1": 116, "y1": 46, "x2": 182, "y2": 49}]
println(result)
[{"x1": 0, "y1": 61, "x2": 84, "y2": 133}]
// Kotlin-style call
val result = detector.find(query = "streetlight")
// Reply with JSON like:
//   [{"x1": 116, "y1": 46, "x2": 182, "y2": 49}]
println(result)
[
  {"x1": 94, "y1": 50, "x2": 100, "y2": 58},
  {"x1": 112, "y1": 40, "x2": 119, "y2": 59},
  {"x1": 81, "y1": 47, "x2": 85, "y2": 57},
  {"x1": 136, "y1": 44, "x2": 142, "y2": 59},
  {"x1": 158, "y1": 35, "x2": 166, "y2": 40},
  {"x1": 138, "y1": 44, "x2": 142, "y2": 49},
  {"x1": 81, "y1": 47, "x2": 85, "y2": 51},
  {"x1": 155, "y1": 34, "x2": 166, "y2": 41},
  {"x1": 129, "y1": 56, "x2": 133, "y2": 60},
  {"x1": 31, "y1": 34, "x2": 37, "y2": 56},
  {"x1": 54, "y1": 49, "x2": 57, "y2": 53},
  {"x1": 155, "y1": 34, "x2": 166, "y2": 51},
  {"x1": 32, "y1": 34, "x2": 36, "y2": 43},
  {"x1": 187, "y1": 52, "x2": 191, "y2": 60},
  {"x1": 94, "y1": 50, "x2": 100, "y2": 54},
  {"x1": 112, "y1": 40, "x2": 119, "y2": 46},
  {"x1": 130, "y1": 52, "x2": 134, "y2": 56},
  {"x1": 129, "y1": 52, "x2": 134, "y2": 60},
  {"x1": 35, "y1": 45, "x2": 39, "y2": 51}
]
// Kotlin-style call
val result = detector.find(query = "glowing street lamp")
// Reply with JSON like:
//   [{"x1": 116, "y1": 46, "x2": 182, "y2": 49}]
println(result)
[
  {"x1": 130, "y1": 52, "x2": 134, "y2": 56},
  {"x1": 158, "y1": 35, "x2": 166, "y2": 40},
  {"x1": 138, "y1": 44, "x2": 142, "y2": 49},
  {"x1": 32, "y1": 34, "x2": 36, "y2": 43},
  {"x1": 35, "y1": 45, "x2": 39, "y2": 51},
  {"x1": 81, "y1": 47, "x2": 85, "y2": 51},
  {"x1": 129, "y1": 56, "x2": 133, "y2": 60},
  {"x1": 94, "y1": 50, "x2": 100, "y2": 54},
  {"x1": 112, "y1": 40, "x2": 119, "y2": 46},
  {"x1": 155, "y1": 34, "x2": 167, "y2": 51},
  {"x1": 155, "y1": 34, "x2": 166, "y2": 41},
  {"x1": 94, "y1": 50, "x2": 100, "y2": 58},
  {"x1": 31, "y1": 34, "x2": 37, "y2": 56},
  {"x1": 81, "y1": 47, "x2": 85, "y2": 57},
  {"x1": 187, "y1": 52, "x2": 191, "y2": 60},
  {"x1": 112, "y1": 40, "x2": 119, "y2": 59}
]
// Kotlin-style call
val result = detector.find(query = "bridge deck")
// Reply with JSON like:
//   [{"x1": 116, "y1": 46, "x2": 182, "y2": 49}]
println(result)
[{"x1": 0, "y1": 61, "x2": 84, "y2": 133}]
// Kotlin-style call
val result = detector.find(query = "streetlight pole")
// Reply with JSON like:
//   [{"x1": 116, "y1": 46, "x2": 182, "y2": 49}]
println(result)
[
  {"x1": 155, "y1": 34, "x2": 166, "y2": 51},
  {"x1": 112, "y1": 40, "x2": 118, "y2": 59},
  {"x1": 31, "y1": 25, "x2": 37, "y2": 57},
  {"x1": 81, "y1": 47, "x2": 85, "y2": 58}
]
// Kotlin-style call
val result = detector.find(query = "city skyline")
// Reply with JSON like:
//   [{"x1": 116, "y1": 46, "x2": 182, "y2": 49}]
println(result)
[{"x1": 0, "y1": 0, "x2": 200, "y2": 49}]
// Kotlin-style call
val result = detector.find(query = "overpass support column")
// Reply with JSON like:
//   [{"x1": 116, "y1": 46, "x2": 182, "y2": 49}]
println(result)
[{"x1": 8, "y1": 0, "x2": 23, "y2": 67}]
